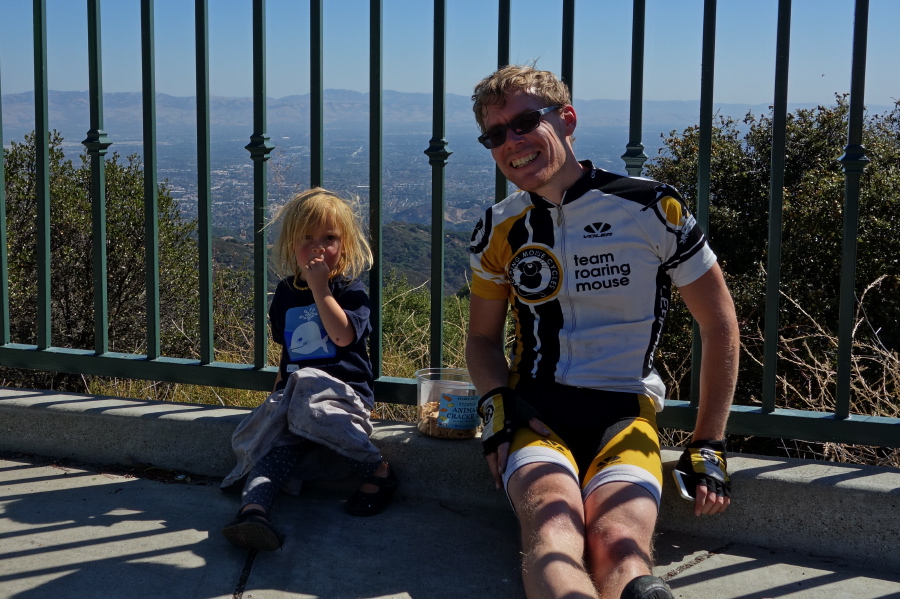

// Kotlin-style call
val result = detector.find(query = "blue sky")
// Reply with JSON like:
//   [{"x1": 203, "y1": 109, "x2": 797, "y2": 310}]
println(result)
[{"x1": 0, "y1": 0, "x2": 897, "y2": 107}]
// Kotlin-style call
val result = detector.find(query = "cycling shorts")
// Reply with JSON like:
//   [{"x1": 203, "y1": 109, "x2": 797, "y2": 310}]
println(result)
[{"x1": 502, "y1": 384, "x2": 663, "y2": 506}]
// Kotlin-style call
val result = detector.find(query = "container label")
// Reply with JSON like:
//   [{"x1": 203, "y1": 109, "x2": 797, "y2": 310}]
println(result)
[{"x1": 437, "y1": 393, "x2": 480, "y2": 429}]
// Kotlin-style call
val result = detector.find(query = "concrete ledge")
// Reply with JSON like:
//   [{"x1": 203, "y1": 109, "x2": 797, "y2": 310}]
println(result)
[
  {"x1": 3, "y1": 387, "x2": 899, "y2": 570},
  {"x1": 658, "y1": 451, "x2": 900, "y2": 571},
  {"x1": 0, "y1": 387, "x2": 504, "y2": 511},
  {"x1": 1, "y1": 388, "x2": 247, "y2": 477}
]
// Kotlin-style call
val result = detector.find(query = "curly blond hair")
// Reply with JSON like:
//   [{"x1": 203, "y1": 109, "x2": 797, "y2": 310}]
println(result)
[
  {"x1": 270, "y1": 188, "x2": 372, "y2": 281},
  {"x1": 472, "y1": 64, "x2": 571, "y2": 132}
]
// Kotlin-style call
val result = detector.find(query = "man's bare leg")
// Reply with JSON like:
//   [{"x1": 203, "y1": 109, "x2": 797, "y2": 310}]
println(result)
[
  {"x1": 583, "y1": 482, "x2": 660, "y2": 598},
  {"x1": 507, "y1": 463, "x2": 599, "y2": 599}
]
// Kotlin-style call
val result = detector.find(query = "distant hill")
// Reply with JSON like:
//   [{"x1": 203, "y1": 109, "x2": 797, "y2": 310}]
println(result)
[
  {"x1": 212, "y1": 220, "x2": 471, "y2": 297},
  {"x1": 379, "y1": 221, "x2": 471, "y2": 295},
  {"x1": 1, "y1": 89, "x2": 476, "y2": 141},
  {"x1": 5, "y1": 89, "x2": 879, "y2": 144}
]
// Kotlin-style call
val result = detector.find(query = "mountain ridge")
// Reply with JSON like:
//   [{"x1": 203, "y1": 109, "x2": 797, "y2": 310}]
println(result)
[{"x1": 5, "y1": 89, "x2": 874, "y2": 143}]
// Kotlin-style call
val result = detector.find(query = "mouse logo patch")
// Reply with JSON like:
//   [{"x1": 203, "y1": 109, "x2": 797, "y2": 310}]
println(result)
[{"x1": 508, "y1": 246, "x2": 562, "y2": 303}]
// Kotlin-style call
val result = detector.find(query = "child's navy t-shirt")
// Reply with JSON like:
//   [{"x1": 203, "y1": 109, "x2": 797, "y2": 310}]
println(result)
[{"x1": 268, "y1": 275, "x2": 375, "y2": 408}]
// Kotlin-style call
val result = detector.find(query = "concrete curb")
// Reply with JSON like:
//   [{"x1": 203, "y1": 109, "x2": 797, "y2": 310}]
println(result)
[
  {"x1": 3, "y1": 387, "x2": 899, "y2": 570},
  {"x1": 0, "y1": 387, "x2": 505, "y2": 511},
  {"x1": 658, "y1": 452, "x2": 900, "y2": 572}
]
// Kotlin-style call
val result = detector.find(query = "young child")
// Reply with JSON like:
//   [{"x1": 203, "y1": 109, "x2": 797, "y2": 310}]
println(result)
[{"x1": 221, "y1": 187, "x2": 398, "y2": 552}]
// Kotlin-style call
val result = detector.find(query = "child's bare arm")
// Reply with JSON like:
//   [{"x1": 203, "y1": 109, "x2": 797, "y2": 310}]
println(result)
[
  {"x1": 301, "y1": 254, "x2": 356, "y2": 347},
  {"x1": 309, "y1": 287, "x2": 355, "y2": 347}
]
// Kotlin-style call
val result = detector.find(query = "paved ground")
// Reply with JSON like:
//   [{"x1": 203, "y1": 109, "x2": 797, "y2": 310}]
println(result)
[{"x1": 2, "y1": 453, "x2": 899, "y2": 599}]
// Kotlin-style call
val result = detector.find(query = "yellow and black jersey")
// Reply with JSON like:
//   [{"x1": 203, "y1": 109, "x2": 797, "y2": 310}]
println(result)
[{"x1": 469, "y1": 161, "x2": 717, "y2": 409}]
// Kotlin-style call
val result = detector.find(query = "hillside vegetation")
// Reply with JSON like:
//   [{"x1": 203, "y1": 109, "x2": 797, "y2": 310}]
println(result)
[{"x1": 213, "y1": 221, "x2": 472, "y2": 296}]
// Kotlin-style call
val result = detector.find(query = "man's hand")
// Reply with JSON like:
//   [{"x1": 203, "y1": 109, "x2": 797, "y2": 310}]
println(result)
[
  {"x1": 478, "y1": 387, "x2": 549, "y2": 489},
  {"x1": 675, "y1": 439, "x2": 732, "y2": 516}
]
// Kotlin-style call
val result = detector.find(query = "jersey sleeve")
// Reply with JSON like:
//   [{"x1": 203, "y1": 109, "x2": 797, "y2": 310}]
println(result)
[
  {"x1": 653, "y1": 187, "x2": 717, "y2": 288},
  {"x1": 469, "y1": 207, "x2": 513, "y2": 301}
]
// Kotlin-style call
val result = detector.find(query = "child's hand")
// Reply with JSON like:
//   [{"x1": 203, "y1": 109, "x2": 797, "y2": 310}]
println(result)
[
  {"x1": 302, "y1": 251, "x2": 331, "y2": 291},
  {"x1": 299, "y1": 247, "x2": 354, "y2": 346}
]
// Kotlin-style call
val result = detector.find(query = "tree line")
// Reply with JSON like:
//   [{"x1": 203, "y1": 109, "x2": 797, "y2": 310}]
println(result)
[{"x1": 647, "y1": 96, "x2": 899, "y2": 464}]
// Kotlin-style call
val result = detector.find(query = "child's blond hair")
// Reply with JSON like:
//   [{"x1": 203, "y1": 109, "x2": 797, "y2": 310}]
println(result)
[{"x1": 271, "y1": 187, "x2": 373, "y2": 281}]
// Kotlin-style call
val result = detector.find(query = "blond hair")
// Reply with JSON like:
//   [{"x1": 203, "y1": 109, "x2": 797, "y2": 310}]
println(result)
[
  {"x1": 472, "y1": 65, "x2": 571, "y2": 132},
  {"x1": 271, "y1": 187, "x2": 373, "y2": 281}
]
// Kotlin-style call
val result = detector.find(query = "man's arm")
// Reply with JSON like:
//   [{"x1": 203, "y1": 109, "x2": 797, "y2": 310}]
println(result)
[
  {"x1": 467, "y1": 294, "x2": 550, "y2": 488},
  {"x1": 466, "y1": 295, "x2": 514, "y2": 489},
  {"x1": 466, "y1": 294, "x2": 511, "y2": 394},
  {"x1": 676, "y1": 263, "x2": 740, "y2": 515}
]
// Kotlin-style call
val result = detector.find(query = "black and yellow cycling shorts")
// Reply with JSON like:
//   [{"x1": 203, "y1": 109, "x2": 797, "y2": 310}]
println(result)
[{"x1": 502, "y1": 383, "x2": 663, "y2": 506}]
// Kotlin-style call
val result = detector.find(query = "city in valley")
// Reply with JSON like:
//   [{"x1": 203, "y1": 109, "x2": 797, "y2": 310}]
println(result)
[{"x1": 2, "y1": 88, "x2": 782, "y2": 293}]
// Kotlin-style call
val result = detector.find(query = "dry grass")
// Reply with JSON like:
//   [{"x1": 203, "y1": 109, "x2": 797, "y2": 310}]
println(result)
[
  {"x1": 87, "y1": 292, "x2": 281, "y2": 408},
  {"x1": 373, "y1": 279, "x2": 469, "y2": 423},
  {"x1": 737, "y1": 277, "x2": 900, "y2": 467},
  {"x1": 86, "y1": 276, "x2": 470, "y2": 423},
  {"x1": 86, "y1": 337, "x2": 280, "y2": 409}
]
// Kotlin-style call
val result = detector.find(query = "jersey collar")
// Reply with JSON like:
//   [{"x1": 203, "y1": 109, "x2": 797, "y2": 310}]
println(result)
[{"x1": 528, "y1": 160, "x2": 600, "y2": 207}]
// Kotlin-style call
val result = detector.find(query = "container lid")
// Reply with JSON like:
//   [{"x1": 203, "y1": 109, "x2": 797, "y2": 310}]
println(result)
[{"x1": 414, "y1": 367, "x2": 472, "y2": 384}]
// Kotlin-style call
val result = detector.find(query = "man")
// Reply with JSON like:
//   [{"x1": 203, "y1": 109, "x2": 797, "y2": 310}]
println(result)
[{"x1": 466, "y1": 65, "x2": 739, "y2": 599}]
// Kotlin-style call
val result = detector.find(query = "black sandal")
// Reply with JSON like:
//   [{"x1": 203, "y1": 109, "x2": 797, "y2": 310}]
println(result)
[
  {"x1": 344, "y1": 465, "x2": 400, "y2": 517},
  {"x1": 222, "y1": 507, "x2": 285, "y2": 551}
]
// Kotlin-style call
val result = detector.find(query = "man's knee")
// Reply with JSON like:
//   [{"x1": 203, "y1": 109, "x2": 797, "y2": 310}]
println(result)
[
  {"x1": 515, "y1": 483, "x2": 593, "y2": 590},
  {"x1": 510, "y1": 464, "x2": 585, "y2": 538},
  {"x1": 584, "y1": 485, "x2": 659, "y2": 571},
  {"x1": 517, "y1": 484, "x2": 582, "y2": 531},
  {"x1": 586, "y1": 519, "x2": 654, "y2": 570}
]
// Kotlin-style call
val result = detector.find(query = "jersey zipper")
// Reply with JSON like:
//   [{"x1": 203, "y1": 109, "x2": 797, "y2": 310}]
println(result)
[{"x1": 555, "y1": 202, "x2": 575, "y2": 384}]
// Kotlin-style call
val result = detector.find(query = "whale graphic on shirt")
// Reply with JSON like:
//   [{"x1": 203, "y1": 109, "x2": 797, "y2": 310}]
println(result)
[{"x1": 289, "y1": 321, "x2": 331, "y2": 355}]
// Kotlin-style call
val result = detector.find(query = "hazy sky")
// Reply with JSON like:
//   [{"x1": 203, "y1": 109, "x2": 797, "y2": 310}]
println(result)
[{"x1": 0, "y1": 0, "x2": 897, "y2": 108}]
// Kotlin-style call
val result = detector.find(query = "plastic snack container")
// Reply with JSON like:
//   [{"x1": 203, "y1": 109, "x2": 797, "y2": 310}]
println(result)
[{"x1": 414, "y1": 368, "x2": 480, "y2": 439}]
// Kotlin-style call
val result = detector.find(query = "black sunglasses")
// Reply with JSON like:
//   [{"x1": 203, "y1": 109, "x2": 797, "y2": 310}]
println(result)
[{"x1": 477, "y1": 105, "x2": 561, "y2": 149}]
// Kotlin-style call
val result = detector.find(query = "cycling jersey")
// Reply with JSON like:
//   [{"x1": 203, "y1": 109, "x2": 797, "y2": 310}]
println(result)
[{"x1": 469, "y1": 161, "x2": 717, "y2": 409}]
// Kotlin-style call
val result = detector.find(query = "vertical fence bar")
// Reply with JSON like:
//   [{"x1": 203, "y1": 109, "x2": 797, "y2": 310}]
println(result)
[
  {"x1": 141, "y1": 0, "x2": 161, "y2": 359},
  {"x1": 310, "y1": 0, "x2": 324, "y2": 188},
  {"x1": 690, "y1": 0, "x2": 717, "y2": 407},
  {"x1": 493, "y1": 0, "x2": 511, "y2": 203},
  {"x1": 835, "y1": 0, "x2": 870, "y2": 420},
  {"x1": 33, "y1": 0, "x2": 51, "y2": 349},
  {"x1": 561, "y1": 0, "x2": 575, "y2": 97},
  {"x1": 246, "y1": 0, "x2": 275, "y2": 369},
  {"x1": 423, "y1": 0, "x2": 451, "y2": 367},
  {"x1": 83, "y1": 0, "x2": 112, "y2": 355},
  {"x1": 0, "y1": 66, "x2": 8, "y2": 345},
  {"x1": 369, "y1": 0, "x2": 384, "y2": 377},
  {"x1": 762, "y1": 0, "x2": 792, "y2": 413},
  {"x1": 195, "y1": 0, "x2": 214, "y2": 364},
  {"x1": 497, "y1": 0, "x2": 510, "y2": 69},
  {"x1": 622, "y1": 0, "x2": 647, "y2": 176}
]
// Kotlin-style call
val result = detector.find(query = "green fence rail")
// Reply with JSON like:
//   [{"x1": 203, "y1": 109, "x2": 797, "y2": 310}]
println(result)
[{"x1": 0, "y1": 0, "x2": 896, "y2": 447}]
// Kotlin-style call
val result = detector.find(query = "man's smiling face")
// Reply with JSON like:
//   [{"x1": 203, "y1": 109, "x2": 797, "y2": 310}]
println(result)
[{"x1": 483, "y1": 92, "x2": 578, "y2": 203}]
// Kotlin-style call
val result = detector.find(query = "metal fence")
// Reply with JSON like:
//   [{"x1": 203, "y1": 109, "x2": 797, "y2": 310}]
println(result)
[{"x1": 0, "y1": 0, "x2": 896, "y2": 447}]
